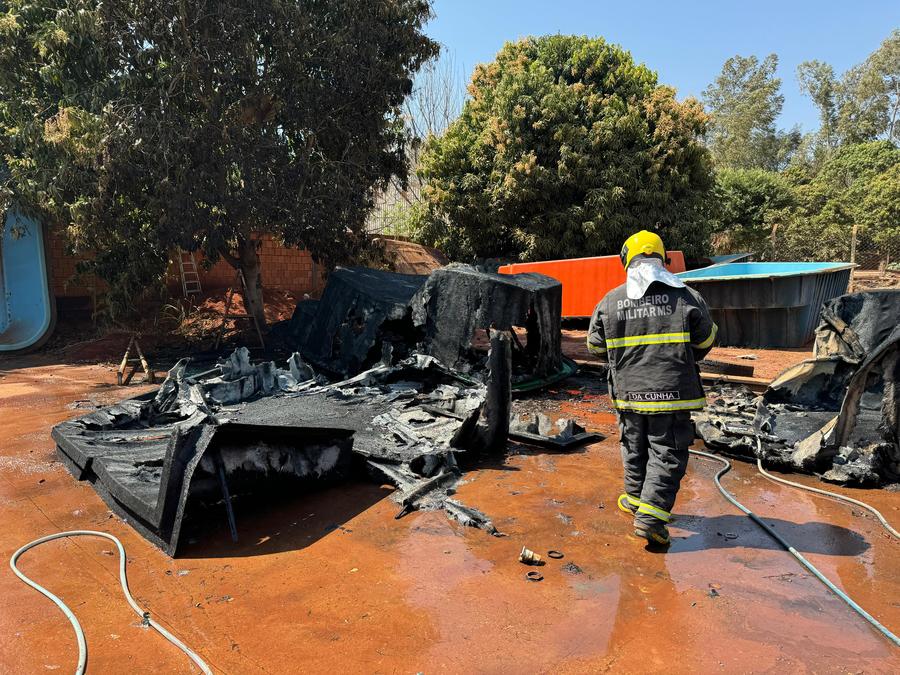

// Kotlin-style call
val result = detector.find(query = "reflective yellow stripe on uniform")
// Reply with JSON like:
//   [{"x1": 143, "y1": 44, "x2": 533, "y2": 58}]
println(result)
[
  {"x1": 605, "y1": 332, "x2": 690, "y2": 349},
  {"x1": 586, "y1": 336, "x2": 607, "y2": 354},
  {"x1": 624, "y1": 494, "x2": 641, "y2": 506},
  {"x1": 692, "y1": 323, "x2": 718, "y2": 350},
  {"x1": 612, "y1": 397, "x2": 707, "y2": 412},
  {"x1": 637, "y1": 502, "x2": 671, "y2": 523}
]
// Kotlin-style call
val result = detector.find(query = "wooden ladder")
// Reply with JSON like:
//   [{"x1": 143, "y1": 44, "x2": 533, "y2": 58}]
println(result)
[
  {"x1": 214, "y1": 268, "x2": 265, "y2": 350},
  {"x1": 178, "y1": 250, "x2": 203, "y2": 300}
]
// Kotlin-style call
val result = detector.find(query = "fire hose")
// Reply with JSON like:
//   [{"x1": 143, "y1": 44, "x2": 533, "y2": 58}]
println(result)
[
  {"x1": 11, "y1": 459, "x2": 899, "y2": 667},
  {"x1": 753, "y1": 451, "x2": 900, "y2": 540},
  {"x1": 10, "y1": 530, "x2": 213, "y2": 674},
  {"x1": 688, "y1": 447, "x2": 900, "y2": 648}
]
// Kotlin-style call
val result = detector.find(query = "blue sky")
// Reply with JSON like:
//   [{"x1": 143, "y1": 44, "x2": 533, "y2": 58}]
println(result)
[{"x1": 425, "y1": 1, "x2": 899, "y2": 133}]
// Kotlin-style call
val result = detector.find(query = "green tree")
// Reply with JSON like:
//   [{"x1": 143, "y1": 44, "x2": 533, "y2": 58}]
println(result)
[
  {"x1": 0, "y1": 0, "x2": 437, "y2": 326},
  {"x1": 797, "y1": 60, "x2": 840, "y2": 155},
  {"x1": 703, "y1": 54, "x2": 799, "y2": 170},
  {"x1": 415, "y1": 35, "x2": 713, "y2": 262},
  {"x1": 839, "y1": 29, "x2": 900, "y2": 144},
  {"x1": 859, "y1": 163, "x2": 900, "y2": 252},
  {"x1": 710, "y1": 168, "x2": 796, "y2": 257},
  {"x1": 779, "y1": 141, "x2": 900, "y2": 261},
  {"x1": 797, "y1": 30, "x2": 900, "y2": 162}
]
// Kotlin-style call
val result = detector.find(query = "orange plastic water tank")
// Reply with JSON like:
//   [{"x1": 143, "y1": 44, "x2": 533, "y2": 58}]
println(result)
[{"x1": 498, "y1": 252, "x2": 686, "y2": 318}]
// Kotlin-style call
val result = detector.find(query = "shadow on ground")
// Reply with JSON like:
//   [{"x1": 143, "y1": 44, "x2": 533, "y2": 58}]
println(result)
[
  {"x1": 178, "y1": 481, "x2": 394, "y2": 559},
  {"x1": 667, "y1": 512, "x2": 870, "y2": 556}
]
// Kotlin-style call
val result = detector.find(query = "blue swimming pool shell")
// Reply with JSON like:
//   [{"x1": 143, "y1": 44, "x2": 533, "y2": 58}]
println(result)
[
  {"x1": 1, "y1": 211, "x2": 56, "y2": 352},
  {"x1": 677, "y1": 262, "x2": 854, "y2": 348}
]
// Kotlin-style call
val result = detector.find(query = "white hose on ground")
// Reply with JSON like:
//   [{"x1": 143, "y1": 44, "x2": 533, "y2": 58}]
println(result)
[
  {"x1": 9, "y1": 530, "x2": 213, "y2": 675},
  {"x1": 753, "y1": 439, "x2": 900, "y2": 540},
  {"x1": 689, "y1": 448, "x2": 900, "y2": 648}
]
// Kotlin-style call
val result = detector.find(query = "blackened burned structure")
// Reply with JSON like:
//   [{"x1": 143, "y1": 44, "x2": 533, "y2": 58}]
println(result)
[
  {"x1": 54, "y1": 337, "x2": 513, "y2": 556},
  {"x1": 50, "y1": 265, "x2": 585, "y2": 555},
  {"x1": 290, "y1": 264, "x2": 570, "y2": 387},
  {"x1": 695, "y1": 290, "x2": 900, "y2": 485}
]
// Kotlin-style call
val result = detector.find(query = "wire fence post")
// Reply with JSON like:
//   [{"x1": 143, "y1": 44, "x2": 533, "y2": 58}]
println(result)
[{"x1": 849, "y1": 224, "x2": 858, "y2": 292}]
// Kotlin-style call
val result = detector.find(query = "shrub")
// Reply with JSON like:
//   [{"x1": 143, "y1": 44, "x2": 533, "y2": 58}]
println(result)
[
  {"x1": 710, "y1": 168, "x2": 796, "y2": 257},
  {"x1": 414, "y1": 35, "x2": 714, "y2": 262}
]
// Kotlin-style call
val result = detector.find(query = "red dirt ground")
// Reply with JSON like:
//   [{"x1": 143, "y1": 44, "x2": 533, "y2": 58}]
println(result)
[
  {"x1": 183, "y1": 287, "x2": 300, "y2": 336},
  {"x1": 37, "y1": 287, "x2": 301, "y2": 368},
  {"x1": 1, "y1": 353, "x2": 899, "y2": 673}
]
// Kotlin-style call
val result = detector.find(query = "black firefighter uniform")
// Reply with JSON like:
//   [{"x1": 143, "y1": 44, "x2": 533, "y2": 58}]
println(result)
[{"x1": 587, "y1": 282, "x2": 717, "y2": 527}]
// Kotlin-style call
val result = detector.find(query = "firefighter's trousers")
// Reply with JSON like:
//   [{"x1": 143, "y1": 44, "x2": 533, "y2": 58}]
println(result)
[{"x1": 618, "y1": 411, "x2": 694, "y2": 527}]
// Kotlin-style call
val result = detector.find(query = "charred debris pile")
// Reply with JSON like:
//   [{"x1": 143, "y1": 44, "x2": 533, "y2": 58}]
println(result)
[
  {"x1": 696, "y1": 290, "x2": 900, "y2": 485},
  {"x1": 291, "y1": 264, "x2": 571, "y2": 386},
  {"x1": 53, "y1": 266, "x2": 590, "y2": 556}
]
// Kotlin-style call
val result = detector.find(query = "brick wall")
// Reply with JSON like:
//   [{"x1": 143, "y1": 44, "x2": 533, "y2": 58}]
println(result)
[
  {"x1": 46, "y1": 229, "x2": 323, "y2": 301},
  {"x1": 166, "y1": 235, "x2": 323, "y2": 294},
  {"x1": 46, "y1": 226, "x2": 101, "y2": 298}
]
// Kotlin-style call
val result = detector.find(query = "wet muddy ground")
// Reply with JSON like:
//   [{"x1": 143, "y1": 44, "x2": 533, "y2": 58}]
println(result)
[{"x1": 1, "y1": 349, "x2": 899, "y2": 673}]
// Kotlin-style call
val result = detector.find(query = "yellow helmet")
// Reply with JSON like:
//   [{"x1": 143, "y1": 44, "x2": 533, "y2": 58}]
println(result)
[{"x1": 620, "y1": 230, "x2": 666, "y2": 269}]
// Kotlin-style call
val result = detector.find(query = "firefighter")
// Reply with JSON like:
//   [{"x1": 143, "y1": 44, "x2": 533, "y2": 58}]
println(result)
[{"x1": 587, "y1": 230, "x2": 717, "y2": 546}]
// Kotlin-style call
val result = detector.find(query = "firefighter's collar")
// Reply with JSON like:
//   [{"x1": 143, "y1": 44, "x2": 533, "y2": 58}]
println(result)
[{"x1": 625, "y1": 258, "x2": 686, "y2": 300}]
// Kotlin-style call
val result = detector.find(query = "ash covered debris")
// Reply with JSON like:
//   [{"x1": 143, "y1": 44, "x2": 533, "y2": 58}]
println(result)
[
  {"x1": 291, "y1": 267, "x2": 426, "y2": 377},
  {"x1": 695, "y1": 290, "x2": 900, "y2": 485},
  {"x1": 508, "y1": 412, "x2": 604, "y2": 450},
  {"x1": 510, "y1": 413, "x2": 585, "y2": 440},
  {"x1": 53, "y1": 264, "x2": 580, "y2": 554},
  {"x1": 410, "y1": 264, "x2": 563, "y2": 379},
  {"x1": 289, "y1": 263, "x2": 566, "y2": 386},
  {"x1": 54, "y1": 333, "x2": 513, "y2": 555}
]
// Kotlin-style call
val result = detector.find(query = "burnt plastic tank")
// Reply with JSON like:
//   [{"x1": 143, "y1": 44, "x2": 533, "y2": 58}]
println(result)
[{"x1": 677, "y1": 262, "x2": 854, "y2": 348}]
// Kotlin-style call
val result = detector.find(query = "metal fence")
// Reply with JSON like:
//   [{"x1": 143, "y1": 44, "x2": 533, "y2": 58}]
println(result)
[
  {"x1": 846, "y1": 225, "x2": 900, "y2": 290},
  {"x1": 759, "y1": 222, "x2": 900, "y2": 290},
  {"x1": 365, "y1": 175, "x2": 422, "y2": 238}
]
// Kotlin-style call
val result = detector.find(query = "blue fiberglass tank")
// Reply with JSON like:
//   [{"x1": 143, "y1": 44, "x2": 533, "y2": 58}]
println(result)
[
  {"x1": 676, "y1": 262, "x2": 854, "y2": 348},
  {"x1": 0, "y1": 210, "x2": 56, "y2": 352}
]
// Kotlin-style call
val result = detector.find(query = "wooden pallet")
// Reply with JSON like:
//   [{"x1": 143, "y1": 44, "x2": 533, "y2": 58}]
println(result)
[
  {"x1": 698, "y1": 358, "x2": 755, "y2": 377},
  {"x1": 699, "y1": 372, "x2": 771, "y2": 392}
]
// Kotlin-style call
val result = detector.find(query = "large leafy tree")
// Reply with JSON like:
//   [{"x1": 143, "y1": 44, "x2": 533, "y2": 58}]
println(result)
[
  {"x1": 0, "y1": 0, "x2": 437, "y2": 326},
  {"x1": 414, "y1": 35, "x2": 714, "y2": 262},
  {"x1": 779, "y1": 141, "x2": 900, "y2": 261},
  {"x1": 797, "y1": 30, "x2": 900, "y2": 165},
  {"x1": 703, "y1": 54, "x2": 800, "y2": 171},
  {"x1": 710, "y1": 168, "x2": 796, "y2": 257}
]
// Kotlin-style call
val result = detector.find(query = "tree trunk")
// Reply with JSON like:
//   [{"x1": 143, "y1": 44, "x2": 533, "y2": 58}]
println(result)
[{"x1": 236, "y1": 237, "x2": 268, "y2": 331}]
